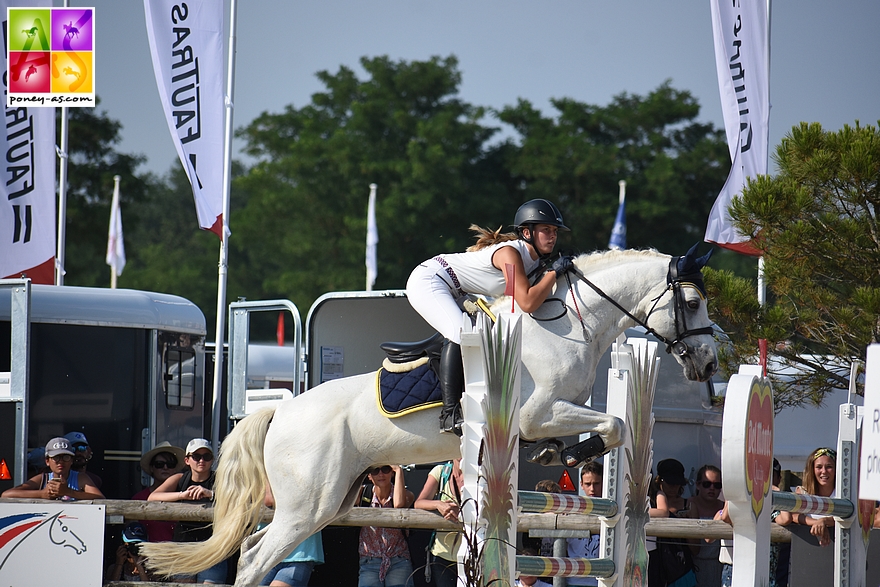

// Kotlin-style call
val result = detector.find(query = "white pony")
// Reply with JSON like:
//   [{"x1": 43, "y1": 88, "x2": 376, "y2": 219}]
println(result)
[{"x1": 142, "y1": 247, "x2": 717, "y2": 586}]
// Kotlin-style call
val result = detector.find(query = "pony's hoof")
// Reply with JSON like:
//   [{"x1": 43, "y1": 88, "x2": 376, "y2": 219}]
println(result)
[{"x1": 525, "y1": 439, "x2": 565, "y2": 466}]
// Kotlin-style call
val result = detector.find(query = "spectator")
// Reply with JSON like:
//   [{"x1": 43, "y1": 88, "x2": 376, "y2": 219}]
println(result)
[
  {"x1": 357, "y1": 464, "x2": 416, "y2": 587},
  {"x1": 64, "y1": 431, "x2": 103, "y2": 490},
  {"x1": 567, "y1": 461, "x2": 603, "y2": 587},
  {"x1": 769, "y1": 458, "x2": 790, "y2": 587},
  {"x1": 26, "y1": 447, "x2": 47, "y2": 478},
  {"x1": 106, "y1": 522, "x2": 153, "y2": 582},
  {"x1": 776, "y1": 447, "x2": 836, "y2": 547},
  {"x1": 414, "y1": 459, "x2": 463, "y2": 587},
  {"x1": 133, "y1": 441, "x2": 186, "y2": 542},
  {"x1": 516, "y1": 545, "x2": 552, "y2": 587},
  {"x1": 1, "y1": 437, "x2": 104, "y2": 500},
  {"x1": 148, "y1": 438, "x2": 226, "y2": 584},
  {"x1": 686, "y1": 465, "x2": 724, "y2": 587},
  {"x1": 649, "y1": 459, "x2": 696, "y2": 587},
  {"x1": 259, "y1": 485, "x2": 324, "y2": 586}
]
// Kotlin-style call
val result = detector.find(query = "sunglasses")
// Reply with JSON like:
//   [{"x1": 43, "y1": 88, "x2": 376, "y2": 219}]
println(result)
[
  {"x1": 151, "y1": 460, "x2": 177, "y2": 469},
  {"x1": 700, "y1": 481, "x2": 722, "y2": 489},
  {"x1": 50, "y1": 454, "x2": 73, "y2": 463},
  {"x1": 72, "y1": 444, "x2": 89, "y2": 453},
  {"x1": 187, "y1": 453, "x2": 213, "y2": 462},
  {"x1": 368, "y1": 466, "x2": 393, "y2": 475}
]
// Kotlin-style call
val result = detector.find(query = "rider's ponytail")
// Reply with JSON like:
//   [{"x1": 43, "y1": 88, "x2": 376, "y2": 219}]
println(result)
[{"x1": 466, "y1": 225, "x2": 517, "y2": 252}]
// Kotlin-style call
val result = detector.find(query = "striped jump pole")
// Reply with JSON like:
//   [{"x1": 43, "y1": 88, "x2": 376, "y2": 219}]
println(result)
[
  {"x1": 518, "y1": 490, "x2": 619, "y2": 518},
  {"x1": 516, "y1": 555, "x2": 615, "y2": 580},
  {"x1": 771, "y1": 491, "x2": 854, "y2": 519}
]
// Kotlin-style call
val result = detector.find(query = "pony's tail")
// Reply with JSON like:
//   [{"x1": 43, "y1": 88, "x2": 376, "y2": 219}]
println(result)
[{"x1": 141, "y1": 407, "x2": 276, "y2": 578}]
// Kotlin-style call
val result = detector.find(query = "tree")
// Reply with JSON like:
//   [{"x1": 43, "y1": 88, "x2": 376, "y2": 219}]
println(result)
[
  {"x1": 706, "y1": 121, "x2": 880, "y2": 409},
  {"x1": 61, "y1": 102, "x2": 151, "y2": 286},
  {"x1": 232, "y1": 55, "x2": 514, "y2": 314},
  {"x1": 497, "y1": 82, "x2": 730, "y2": 256}
]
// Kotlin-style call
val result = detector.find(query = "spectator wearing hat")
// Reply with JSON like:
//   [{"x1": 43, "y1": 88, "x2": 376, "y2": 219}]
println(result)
[
  {"x1": 149, "y1": 438, "x2": 226, "y2": 584},
  {"x1": 648, "y1": 459, "x2": 695, "y2": 587},
  {"x1": 133, "y1": 441, "x2": 186, "y2": 542},
  {"x1": 1, "y1": 437, "x2": 104, "y2": 500},
  {"x1": 26, "y1": 447, "x2": 47, "y2": 478},
  {"x1": 64, "y1": 431, "x2": 103, "y2": 490},
  {"x1": 107, "y1": 522, "x2": 153, "y2": 582}
]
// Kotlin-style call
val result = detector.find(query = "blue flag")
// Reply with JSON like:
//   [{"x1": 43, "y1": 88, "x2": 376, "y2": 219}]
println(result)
[{"x1": 608, "y1": 180, "x2": 627, "y2": 250}]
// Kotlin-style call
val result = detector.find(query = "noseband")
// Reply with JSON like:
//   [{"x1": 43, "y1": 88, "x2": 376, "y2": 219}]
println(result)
[{"x1": 566, "y1": 256, "x2": 714, "y2": 356}]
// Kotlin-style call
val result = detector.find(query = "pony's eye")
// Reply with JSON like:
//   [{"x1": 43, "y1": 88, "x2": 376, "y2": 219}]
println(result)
[{"x1": 687, "y1": 300, "x2": 700, "y2": 310}]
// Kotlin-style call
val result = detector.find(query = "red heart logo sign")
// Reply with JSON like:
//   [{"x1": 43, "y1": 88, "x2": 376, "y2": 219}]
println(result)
[{"x1": 746, "y1": 379, "x2": 774, "y2": 518}]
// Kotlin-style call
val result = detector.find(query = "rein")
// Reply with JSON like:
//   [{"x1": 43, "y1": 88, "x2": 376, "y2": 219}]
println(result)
[{"x1": 565, "y1": 265, "x2": 714, "y2": 356}]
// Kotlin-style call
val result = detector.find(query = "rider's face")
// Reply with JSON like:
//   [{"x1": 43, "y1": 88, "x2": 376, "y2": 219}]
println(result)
[{"x1": 526, "y1": 224, "x2": 558, "y2": 256}]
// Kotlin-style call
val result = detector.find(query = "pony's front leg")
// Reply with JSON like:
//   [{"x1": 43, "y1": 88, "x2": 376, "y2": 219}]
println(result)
[{"x1": 520, "y1": 398, "x2": 624, "y2": 466}]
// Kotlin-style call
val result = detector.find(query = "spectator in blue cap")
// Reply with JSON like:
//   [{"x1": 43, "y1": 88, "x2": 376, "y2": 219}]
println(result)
[
  {"x1": 107, "y1": 522, "x2": 152, "y2": 582},
  {"x1": 64, "y1": 431, "x2": 103, "y2": 490}
]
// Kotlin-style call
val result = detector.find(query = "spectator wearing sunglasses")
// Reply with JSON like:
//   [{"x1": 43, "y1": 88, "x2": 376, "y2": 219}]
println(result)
[
  {"x1": 686, "y1": 465, "x2": 724, "y2": 587},
  {"x1": 1, "y1": 437, "x2": 104, "y2": 500},
  {"x1": 357, "y1": 464, "x2": 416, "y2": 587},
  {"x1": 64, "y1": 431, "x2": 104, "y2": 490},
  {"x1": 149, "y1": 438, "x2": 227, "y2": 584},
  {"x1": 133, "y1": 441, "x2": 186, "y2": 542}
]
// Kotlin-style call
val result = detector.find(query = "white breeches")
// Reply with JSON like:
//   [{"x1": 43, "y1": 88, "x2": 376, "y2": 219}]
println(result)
[{"x1": 406, "y1": 260, "x2": 465, "y2": 344}]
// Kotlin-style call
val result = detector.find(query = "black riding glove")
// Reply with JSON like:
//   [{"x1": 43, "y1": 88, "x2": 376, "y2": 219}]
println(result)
[{"x1": 552, "y1": 255, "x2": 575, "y2": 277}]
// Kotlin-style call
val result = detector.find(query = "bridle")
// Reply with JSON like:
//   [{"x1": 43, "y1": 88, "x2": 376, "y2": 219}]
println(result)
[{"x1": 562, "y1": 255, "x2": 715, "y2": 357}]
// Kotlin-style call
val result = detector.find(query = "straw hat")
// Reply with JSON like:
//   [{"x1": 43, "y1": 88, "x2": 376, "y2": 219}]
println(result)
[{"x1": 140, "y1": 441, "x2": 186, "y2": 474}]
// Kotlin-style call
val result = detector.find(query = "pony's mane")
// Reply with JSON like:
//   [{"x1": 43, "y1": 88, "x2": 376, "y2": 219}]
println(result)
[{"x1": 571, "y1": 248, "x2": 666, "y2": 273}]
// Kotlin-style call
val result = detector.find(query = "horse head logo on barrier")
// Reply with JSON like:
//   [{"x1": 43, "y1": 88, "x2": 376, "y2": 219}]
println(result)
[{"x1": 0, "y1": 511, "x2": 88, "y2": 570}]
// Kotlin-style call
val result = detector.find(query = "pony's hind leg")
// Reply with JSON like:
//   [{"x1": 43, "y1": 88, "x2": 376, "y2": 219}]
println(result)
[{"x1": 234, "y1": 517, "x2": 308, "y2": 587}]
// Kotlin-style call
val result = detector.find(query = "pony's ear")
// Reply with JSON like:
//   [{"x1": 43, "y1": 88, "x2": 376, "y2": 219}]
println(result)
[{"x1": 677, "y1": 244, "x2": 713, "y2": 275}]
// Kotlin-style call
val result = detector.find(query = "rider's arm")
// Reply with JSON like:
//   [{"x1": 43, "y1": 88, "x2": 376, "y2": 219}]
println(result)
[{"x1": 492, "y1": 246, "x2": 557, "y2": 314}]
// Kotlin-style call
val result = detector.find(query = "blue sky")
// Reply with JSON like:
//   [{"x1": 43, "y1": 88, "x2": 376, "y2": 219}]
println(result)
[{"x1": 82, "y1": 0, "x2": 879, "y2": 178}]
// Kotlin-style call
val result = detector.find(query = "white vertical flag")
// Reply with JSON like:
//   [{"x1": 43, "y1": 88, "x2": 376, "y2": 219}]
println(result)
[
  {"x1": 0, "y1": 0, "x2": 56, "y2": 284},
  {"x1": 365, "y1": 183, "x2": 378, "y2": 291},
  {"x1": 705, "y1": 0, "x2": 770, "y2": 256},
  {"x1": 608, "y1": 180, "x2": 627, "y2": 250},
  {"x1": 106, "y1": 175, "x2": 126, "y2": 282},
  {"x1": 144, "y1": 0, "x2": 225, "y2": 237}
]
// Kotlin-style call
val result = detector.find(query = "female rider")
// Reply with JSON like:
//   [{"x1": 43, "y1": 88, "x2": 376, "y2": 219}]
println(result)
[{"x1": 405, "y1": 199, "x2": 574, "y2": 434}]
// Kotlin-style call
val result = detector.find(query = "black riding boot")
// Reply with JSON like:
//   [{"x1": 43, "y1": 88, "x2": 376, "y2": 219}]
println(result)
[{"x1": 439, "y1": 339, "x2": 464, "y2": 435}]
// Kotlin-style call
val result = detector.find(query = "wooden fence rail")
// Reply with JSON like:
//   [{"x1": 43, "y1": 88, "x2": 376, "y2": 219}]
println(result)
[{"x1": 0, "y1": 498, "x2": 795, "y2": 542}]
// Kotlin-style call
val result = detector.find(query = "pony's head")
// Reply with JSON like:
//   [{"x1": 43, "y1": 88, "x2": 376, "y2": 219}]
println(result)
[{"x1": 642, "y1": 244, "x2": 717, "y2": 382}]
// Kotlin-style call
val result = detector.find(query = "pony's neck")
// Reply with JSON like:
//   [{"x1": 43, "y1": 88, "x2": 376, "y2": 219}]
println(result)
[{"x1": 567, "y1": 251, "x2": 670, "y2": 346}]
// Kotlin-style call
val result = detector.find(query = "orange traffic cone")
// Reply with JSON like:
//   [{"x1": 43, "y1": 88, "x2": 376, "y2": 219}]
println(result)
[{"x1": 0, "y1": 458, "x2": 11, "y2": 480}]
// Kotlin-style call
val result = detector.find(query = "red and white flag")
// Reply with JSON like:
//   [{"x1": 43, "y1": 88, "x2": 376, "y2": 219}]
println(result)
[
  {"x1": 106, "y1": 176, "x2": 126, "y2": 277},
  {"x1": 144, "y1": 0, "x2": 225, "y2": 237},
  {"x1": 0, "y1": 0, "x2": 56, "y2": 284},
  {"x1": 704, "y1": 0, "x2": 770, "y2": 256}
]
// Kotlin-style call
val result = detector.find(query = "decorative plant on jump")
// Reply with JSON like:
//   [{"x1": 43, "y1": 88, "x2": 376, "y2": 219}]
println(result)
[
  {"x1": 620, "y1": 340, "x2": 657, "y2": 587},
  {"x1": 473, "y1": 314, "x2": 521, "y2": 587}
]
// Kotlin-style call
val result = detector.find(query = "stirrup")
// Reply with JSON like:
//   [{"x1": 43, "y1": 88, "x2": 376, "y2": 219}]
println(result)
[{"x1": 440, "y1": 408, "x2": 463, "y2": 437}]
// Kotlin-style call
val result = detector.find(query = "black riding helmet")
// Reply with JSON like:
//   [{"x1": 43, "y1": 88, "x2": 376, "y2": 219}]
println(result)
[{"x1": 514, "y1": 199, "x2": 569, "y2": 255}]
